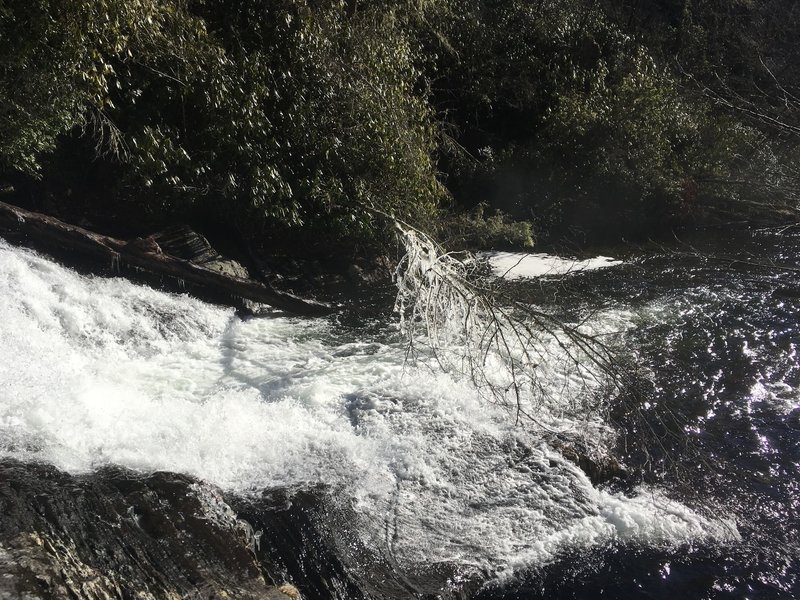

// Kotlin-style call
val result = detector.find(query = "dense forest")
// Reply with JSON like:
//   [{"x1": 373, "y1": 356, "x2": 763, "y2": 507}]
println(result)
[{"x1": 1, "y1": 0, "x2": 799, "y2": 255}]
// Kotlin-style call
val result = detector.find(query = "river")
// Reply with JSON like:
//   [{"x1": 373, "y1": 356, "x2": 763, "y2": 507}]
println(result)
[{"x1": 0, "y1": 229, "x2": 797, "y2": 598}]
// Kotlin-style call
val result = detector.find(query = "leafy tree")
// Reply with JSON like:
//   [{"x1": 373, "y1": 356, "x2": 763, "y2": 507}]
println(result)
[
  {"x1": 0, "y1": 0, "x2": 444, "y2": 250},
  {"x1": 1, "y1": 0, "x2": 797, "y2": 252},
  {"x1": 419, "y1": 0, "x2": 753, "y2": 240}
]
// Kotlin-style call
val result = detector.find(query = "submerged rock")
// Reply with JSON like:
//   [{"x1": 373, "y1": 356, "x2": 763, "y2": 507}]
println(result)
[
  {"x1": 0, "y1": 460, "x2": 298, "y2": 600},
  {"x1": 555, "y1": 443, "x2": 629, "y2": 487}
]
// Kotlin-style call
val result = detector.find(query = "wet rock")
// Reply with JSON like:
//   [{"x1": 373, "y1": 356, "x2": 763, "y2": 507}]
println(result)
[
  {"x1": 0, "y1": 460, "x2": 298, "y2": 600},
  {"x1": 0, "y1": 460, "x2": 483, "y2": 600},
  {"x1": 556, "y1": 443, "x2": 629, "y2": 486},
  {"x1": 203, "y1": 257, "x2": 250, "y2": 279},
  {"x1": 345, "y1": 255, "x2": 394, "y2": 286},
  {"x1": 230, "y1": 487, "x2": 484, "y2": 600},
  {"x1": 152, "y1": 225, "x2": 250, "y2": 279},
  {"x1": 229, "y1": 487, "x2": 369, "y2": 600},
  {"x1": 124, "y1": 235, "x2": 163, "y2": 255}
]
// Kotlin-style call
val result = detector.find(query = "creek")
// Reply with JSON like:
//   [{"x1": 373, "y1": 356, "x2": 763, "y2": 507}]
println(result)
[{"x1": 0, "y1": 229, "x2": 797, "y2": 598}]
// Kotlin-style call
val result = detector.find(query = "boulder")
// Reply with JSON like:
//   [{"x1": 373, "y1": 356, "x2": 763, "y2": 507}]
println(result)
[{"x1": 0, "y1": 460, "x2": 301, "y2": 600}]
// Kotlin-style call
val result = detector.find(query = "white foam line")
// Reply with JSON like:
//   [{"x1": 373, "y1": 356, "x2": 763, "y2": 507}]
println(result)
[{"x1": 484, "y1": 251, "x2": 622, "y2": 280}]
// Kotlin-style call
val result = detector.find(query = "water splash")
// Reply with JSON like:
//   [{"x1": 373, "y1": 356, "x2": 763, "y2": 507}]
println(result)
[{"x1": 393, "y1": 225, "x2": 621, "y2": 437}]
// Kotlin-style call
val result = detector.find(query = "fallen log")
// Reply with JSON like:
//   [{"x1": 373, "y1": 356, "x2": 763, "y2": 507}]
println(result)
[{"x1": 0, "y1": 200, "x2": 336, "y2": 317}]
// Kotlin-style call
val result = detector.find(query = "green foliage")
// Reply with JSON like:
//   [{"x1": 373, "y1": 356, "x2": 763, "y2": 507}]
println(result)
[
  {"x1": 0, "y1": 0, "x2": 211, "y2": 174},
  {"x1": 422, "y1": 0, "x2": 740, "y2": 239},
  {"x1": 441, "y1": 204, "x2": 534, "y2": 251},
  {"x1": 1, "y1": 0, "x2": 796, "y2": 251},
  {"x1": 419, "y1": 0, "x2": 800, "y2": 240},
  {"x1": 541, "y1": 44, "x2": 708, "y2": 211},
  {"x1": 0, "y1": 0, "x2": 443, "y2": 248},
  {"x1": 599, "y1": 0, "x2": 800, "y2": 218},
  {"x1": 119, "y1": 0, "x2": 445, "y2": 244}
]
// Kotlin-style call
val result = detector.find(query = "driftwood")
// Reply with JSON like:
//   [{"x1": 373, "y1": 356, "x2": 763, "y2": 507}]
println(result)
[{"x1": 0, "y1": 200, "x2": 335, "y2": 317}]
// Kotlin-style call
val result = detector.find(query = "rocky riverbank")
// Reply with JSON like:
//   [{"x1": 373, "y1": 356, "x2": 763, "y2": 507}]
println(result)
[
  {"x1": 0, "y1": 460, "x2": 483, "y2": 600},
  {"x1": 0, "y1": 460, "x2": 304, "y2": 599}
]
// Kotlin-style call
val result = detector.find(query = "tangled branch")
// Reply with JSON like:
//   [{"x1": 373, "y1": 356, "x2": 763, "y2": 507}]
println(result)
[
  {"x1": 392, "y1": 223, "x2": 624, "y2": 430},
  {"x1": 389, "y1": 217, "x2": 732, "y2": 506}
]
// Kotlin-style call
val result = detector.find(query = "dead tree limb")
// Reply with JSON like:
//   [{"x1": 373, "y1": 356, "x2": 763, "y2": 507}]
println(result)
[{"x1": 0, "y1": 200, "x2": 336, "y2": 317}]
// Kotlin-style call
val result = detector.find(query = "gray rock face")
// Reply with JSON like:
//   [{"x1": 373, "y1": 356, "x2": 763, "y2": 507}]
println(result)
[
  {"x1": 152, "y1": 225, "x2": 250, "y2": 279},
  {"x1": 0, "y1": 460, "x2": 297, "y2": 600},
  {"x1": 0, "y1": 460, "x2": 480, "y2": 600},
  {"x1": 202, "y1": 257, "x2": 250, "y2": 280}
]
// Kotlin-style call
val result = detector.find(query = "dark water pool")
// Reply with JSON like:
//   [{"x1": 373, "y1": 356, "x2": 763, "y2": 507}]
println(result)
[{"x1": 480, "y1": 229, "x2": 800, "y2": 598}]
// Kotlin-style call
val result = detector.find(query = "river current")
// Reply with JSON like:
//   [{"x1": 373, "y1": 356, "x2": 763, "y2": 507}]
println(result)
[{"x1": 0, "y1": 229, "x2": 797, "y2": 598}]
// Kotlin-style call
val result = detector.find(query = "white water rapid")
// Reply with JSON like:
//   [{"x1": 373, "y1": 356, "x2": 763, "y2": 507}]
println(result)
[{"x1": 0, "y1": 239, "x2": 736, "y2": 582}]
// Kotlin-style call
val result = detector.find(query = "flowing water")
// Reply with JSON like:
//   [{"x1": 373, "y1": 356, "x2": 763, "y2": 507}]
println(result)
[{"x1": 0, "y1": 229, "x2": 798, "y2": 598}]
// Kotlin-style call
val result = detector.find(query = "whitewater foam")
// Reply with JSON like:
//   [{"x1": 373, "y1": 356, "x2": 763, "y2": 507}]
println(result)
[
  {"x1": 0, "y1": 240, "x2": 735, "y2": 580},
  {"x1": 484, "y1": 251, "x2": 622, "y2": 280}
]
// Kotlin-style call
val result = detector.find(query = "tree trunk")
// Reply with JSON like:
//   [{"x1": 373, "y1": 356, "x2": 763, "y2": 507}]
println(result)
[{"x1": 0, "y1": 200, "x2": 336, "y2": 317}]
